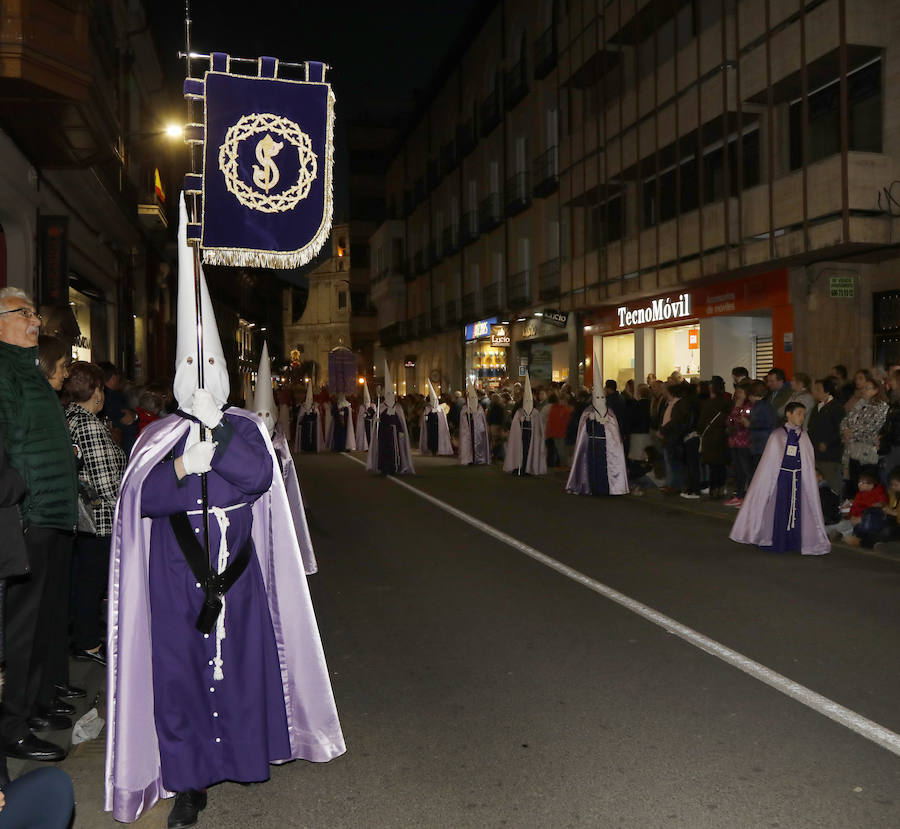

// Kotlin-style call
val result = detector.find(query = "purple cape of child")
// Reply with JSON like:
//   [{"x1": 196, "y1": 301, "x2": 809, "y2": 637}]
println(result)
[
  {"x1": 105, "y1": 408, "x2": 344, "y2": 823},
  {"x1": 730, "y1": 424, "x2": 830, "y2": 555}
]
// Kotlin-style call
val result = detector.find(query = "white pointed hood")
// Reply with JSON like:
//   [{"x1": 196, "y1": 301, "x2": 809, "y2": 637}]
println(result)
[
  {"x1": 362, "y1": 380, "x2": 372, "y2": 409},
  {"x1": 427, "y1": 378, "x2": 440, "y2": 410},
  {"x1": 383, "y1": 361, "x2": 395, "y2": 409},
  {"x1": 252, "y1": 341, "x2": 276, "y2": 436},
  {"x1": 466, "y1": 383, "x2": 478, "y2": 412},
  {"x1": 174, "y1": 193, "x2": 229, "y2": 411},
  {"x1": 303, "y1": 380, "x2": 315, "y2": 414},
  {"x1": 523, "y1": 372, "x2": 534, "y2": 416},
  {"x1": 591, "y1": 340, "x2": 607, "y2": 416}
]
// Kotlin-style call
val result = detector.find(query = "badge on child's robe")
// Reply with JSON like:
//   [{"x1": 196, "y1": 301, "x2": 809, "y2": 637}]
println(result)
[{"x1": 786, "y1": 444, "x2": 798, "y2": 457}]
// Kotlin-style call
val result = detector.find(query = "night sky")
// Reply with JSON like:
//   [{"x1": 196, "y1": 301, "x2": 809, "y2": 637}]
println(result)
[{"x1": 148, "y1": 1, "x2": 482, "y2": 121}]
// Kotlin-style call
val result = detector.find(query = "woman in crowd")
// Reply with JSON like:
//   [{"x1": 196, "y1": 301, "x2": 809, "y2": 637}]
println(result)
[
  {"x1": 841, "y1": 377, "x2": 889, "y2": 498},
  {"x1": 627, "y1": 383, "x2": 652, "y2": 463},
  {"x1": 546, "y1": 392, "x2": 573, "y2": 468},
  {"x1": 842, "y1": 368, "x2": 872, "y2": 413},
  {"x1": 746, "y1": 380, "x2": 778, "y2": 478},
  {"x1": 788, "y1": 372, "x2": 815, "y2": 427},
  {"x1": 62, "y1": 362, "x2": 126, "y2": 667},
  {"x1": 878, "y1": 368, "x2": 900, "y2": 486},
  {"x1": 725, "y1": 382, "x2": 753, "y2": 507},
  {"x1": 37, "y1": 335, "x2": 68, "y2": 393},
  {"x1": 698, "y1": 376, "x2": 731, "y2": 499}
]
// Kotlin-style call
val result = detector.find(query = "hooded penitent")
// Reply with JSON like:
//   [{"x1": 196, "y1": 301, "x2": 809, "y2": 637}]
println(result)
[
  {"x1": 355, "y1": 381, "x2": 374, "y2": 451},
  {"x1": 419, "y1": 379, "x2": 453, "y2": 456},
  {"x1": 105, "y1": 195, "x2": 343, "y2": 822},
  {"x1": 565, "y1": 341, "x2": 628, "y2": 495},
  {"x1": 503, "y1": 372, "x2": 547, "y2": 475},
  {"x1": 252, "y1": 342, "x2": 317, "y2": 575},
  {"x1": 326, "y1": 391, "x2": 355, "y2": 452},
  {"x1": 367, "y1": 361, "x2": 415, "y2": 475},
  {"x1": 295, "y1": 380, "x2": 324, "y2": 453},
  {"x1": 459, "y1": 383, "x2": 490, "y2": 465}
]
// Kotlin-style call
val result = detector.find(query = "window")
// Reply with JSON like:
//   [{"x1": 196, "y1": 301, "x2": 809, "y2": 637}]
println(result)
[
  {"x1": 338, "y1": 291, "x2": 347, "y2": 309},
  {"x1": 789, "y1": 58, "x2": 882, "y2": 170}
]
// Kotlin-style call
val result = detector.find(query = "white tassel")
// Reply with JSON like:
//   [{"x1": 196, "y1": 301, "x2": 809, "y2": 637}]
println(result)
[{"x1": 209, "y1": 507, "x2": 231, "y2": 682}]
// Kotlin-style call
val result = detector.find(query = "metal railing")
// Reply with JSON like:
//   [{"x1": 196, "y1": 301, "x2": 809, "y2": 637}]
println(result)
[
  {"x1": 504, "y1": 172, "x2": 530, "y2": 216},
  {"x1": 532, "y1": 146, "x2": 559, "y2": 197},
  {"x1": 504, "y1": 57, "x2": 528, "y2": 110},
  {"x1": 508, "y1": 269, "x2": 531, "y2": 308},
  {"x1": 539, "y1": 258, "x2": 561, "y2": 300},
  {"x1": 533, "y1": 25, "x2": 557, "y2": 79},
  {"x1": 478, "y1": 193, "x2": 502, "y2": 232}
]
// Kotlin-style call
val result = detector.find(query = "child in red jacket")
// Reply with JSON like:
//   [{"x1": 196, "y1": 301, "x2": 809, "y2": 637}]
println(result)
[{"x1": 844, "y1": 469, "x2": 888, "y2": 547}]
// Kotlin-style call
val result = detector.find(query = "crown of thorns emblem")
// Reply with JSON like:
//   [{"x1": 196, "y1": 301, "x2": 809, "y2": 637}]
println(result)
[{"x1": 218, "y1": 113, "x2": 318, "y2": 213}]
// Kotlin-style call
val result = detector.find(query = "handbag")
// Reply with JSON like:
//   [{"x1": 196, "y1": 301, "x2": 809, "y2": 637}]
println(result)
[{"x1": 77, "y1": 478, "x2": 99, "y2": 536}]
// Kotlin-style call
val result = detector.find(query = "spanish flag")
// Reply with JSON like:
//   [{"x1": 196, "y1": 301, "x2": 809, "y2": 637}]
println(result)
[{"x1": 154, "y1": 168, "x2": 165, "y2": 204}]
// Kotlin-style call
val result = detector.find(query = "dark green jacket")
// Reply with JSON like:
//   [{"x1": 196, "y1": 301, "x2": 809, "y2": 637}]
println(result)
[{"x1": 0, "y1": 341, "x2": 77, "y2": 530}]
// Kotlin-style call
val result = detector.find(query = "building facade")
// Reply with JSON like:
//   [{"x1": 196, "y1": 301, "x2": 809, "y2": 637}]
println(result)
[{"x1": 368, "y1": 0, "x2": 900, "y2": 394}]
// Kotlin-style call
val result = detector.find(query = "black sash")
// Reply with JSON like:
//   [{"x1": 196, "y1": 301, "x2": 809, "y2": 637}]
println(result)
[{"x1": 169, "y1": 511, "x2": 253, "y2": 634}]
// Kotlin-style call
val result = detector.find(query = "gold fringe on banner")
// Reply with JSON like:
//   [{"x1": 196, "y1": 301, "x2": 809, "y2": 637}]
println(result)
[{"x1": 202, "y1": 88, "x2": 335, "y2": 270}]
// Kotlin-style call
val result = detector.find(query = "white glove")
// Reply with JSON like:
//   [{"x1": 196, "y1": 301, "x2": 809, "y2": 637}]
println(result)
[
  {"x1": 191, "y1": 389, "x2": 223, "y2": 430},
  {"x1": 181, "y1": 440, "x2": 217, "y2": 476}
]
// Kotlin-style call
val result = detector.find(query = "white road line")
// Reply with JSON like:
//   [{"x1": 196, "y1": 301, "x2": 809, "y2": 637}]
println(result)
[{"x1": 343, "y1": 453, "x2": 900, "y2": 758}]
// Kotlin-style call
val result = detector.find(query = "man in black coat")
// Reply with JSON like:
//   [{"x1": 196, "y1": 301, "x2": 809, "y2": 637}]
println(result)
[
  {"x1": 808, "y1": 377, "x2": 845, "y2": 497},
  {"x1": 604, "y1": 380, "x2": 628, "y2": 445}
]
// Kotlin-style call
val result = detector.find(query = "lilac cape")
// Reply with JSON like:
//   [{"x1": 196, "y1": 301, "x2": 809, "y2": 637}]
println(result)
[
  {"x1": 325, "y1": 402, "x2": 356, "y2": 451},
  {"x1": 503, "y1": 408, "x2": 547, "y2": 475},
  {"x1": 355, "y1": 406, "x2": 374, "y2": 451},
  {"x1": 730, "y1": 426, "x2": 830, "y2": 555},
  {"x1": 565, "y1": 407, "x2": 629, "y2": 495},
  {"x1": 366, "y1": 403, "x2": 415, "y2": 475},
  {"x1": 418, "y1": 405, "x2": 453, "y2": 456},
  {"x1": 272, "y1": 427, "x2": 317, "y2": 575},
  {"x1": 105, "y1": 409, "x2": 344, "y2": 822},
  {"x1": 294, "y1": 406, "x2": 325, "y2": 453},
  {"x1": 459, "y1": 405, "x2": 490, "y2": 465}
]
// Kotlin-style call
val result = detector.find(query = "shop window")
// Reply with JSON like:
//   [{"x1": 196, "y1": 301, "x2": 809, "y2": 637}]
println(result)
[
  {"x1": 789, "y1": 58, "x2": 882, "y2": 170},
  {"x1": 602, "y1": 332, "x2": 635, "y2": 387},
  {"x1": 656, "y1": 324, "x2": 700, "y2": 379}
]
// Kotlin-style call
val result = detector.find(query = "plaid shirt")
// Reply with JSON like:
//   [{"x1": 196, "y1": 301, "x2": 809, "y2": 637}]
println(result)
[{"x1": 66, "y1": 404, "x2": 126, "y2": 537}]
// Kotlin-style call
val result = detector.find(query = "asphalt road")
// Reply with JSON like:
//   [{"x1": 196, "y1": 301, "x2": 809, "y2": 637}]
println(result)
[{"x1": 68, "y1": 450, "x2": 900, "y2": 828}]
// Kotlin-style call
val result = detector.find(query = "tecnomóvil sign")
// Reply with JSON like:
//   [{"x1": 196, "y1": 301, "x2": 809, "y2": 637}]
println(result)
[{"x1": 617, "y1": 293, "x2": 691, "y2": 328}]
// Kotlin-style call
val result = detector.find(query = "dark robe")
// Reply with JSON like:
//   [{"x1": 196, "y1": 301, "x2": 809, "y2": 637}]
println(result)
[
  {"x1": 586, "y1": 419, "x2": 610, "y2": 496},
  {"x1": 763, "y1": 427, "x2": 803, "y2": 553},
  {"x1": 331, "y1": 403, "x2": 349, "y2": 451},
  {"x1": 364, "y1": 408, "x2": 375, "y2": 443},
  {"x1": 376, "y1": 412, "x2": 404, "y2": 475},
  {"x1": 517, "y1": 419, "x2": 532, "y2": 477},
  {"x1": 426, "y1": 411, "x2": 439, "y2": 456},
  {"x1": 299, "y1": 411, "x2": 320, "y2": 452},
  {"x1": 141, "y1": 413, "x2": 290, "y2": 791}
]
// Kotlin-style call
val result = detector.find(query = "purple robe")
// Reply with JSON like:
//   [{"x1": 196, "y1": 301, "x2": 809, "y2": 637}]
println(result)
[
  {"x1": 503, "y1": 409, "x2": 547, "y2": 475},
  {"x1": 418, "y1": 405, "x2": 453, "y2": 456},
  {"x1": 106, "y1": 409, "x2": 344, "y2": 822},
  {"x1": 355, "y1": 406, "x2": 374, "y2": 451},
  {"x1": 565, "y1": 407, "x2": 629, "y2": 495},
  {"x1": 459, "y1": 405, "x2": 490, "y2": 465},
  {"x1": 295, "y1": 408, "x2": 324, "y2": 453},
  {"x1": 326, "y1": 402, "x2": 355, "y2": 452},
  {"x1": 272, "y1": 427, "x2": 317, "y2": 575},
  {"x1": 730, "y1": 426, "x2": 830, "y2": 555},
  {"x1": 366, "y1": 403, "x2": 415, "y2": 475}
]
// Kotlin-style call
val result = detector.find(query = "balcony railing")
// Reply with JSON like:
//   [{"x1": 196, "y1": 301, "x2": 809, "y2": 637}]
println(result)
[
  {"x1": 440, "y1": 140, "x2": 458, "y2": 175},
  {"x1": 532, "y1": 146, "x2": 559, "y2": 197},
  {"x1": 460, "y1": 211, "x2": 479, "y2": 246},
  {"x1": 504, "y1": 58, "x2": 528, "y2": 111},
  {"x1": 462, "y1": 291, "x2": 479, "y2": 321},
  {"x1": 426, "y1": 158, "x2": 441, "y2": 191},
  {"x1": 478, "y1": 193, "x2": 503, "y2": 233},
  {"x1": 508, "y1": 269, "x2": 531, "y2": 309},
  {"x1": 483, "y1": 282, "x2": 503, "y2": 315},
  {"x1": 442, "y1": 225, "x2": 459, "y2": 255},
  {"x1": 457, "y1": 118, "x2": 477, "y2": 156},
  {"x1": 533, "y1": 25, "x2": 557, "y2": 79},
  {"x1": 480, "y1": 88, "x2": 501, "y2": 136},
  {"x1": 539, "y1": 257, "x2": 561, "y2": 300},
  {"x1": 505, "y1": 172, "x2": 530, "y2": 216},
  {"x1": 445, "y1": 299, "x2": 460, "y2": 326}
]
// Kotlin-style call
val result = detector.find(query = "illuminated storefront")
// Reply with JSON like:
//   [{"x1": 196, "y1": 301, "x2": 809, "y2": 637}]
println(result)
[
  {"x1": 464, "y1": 316, "x2": 509, "y2": 389},
  {"x1": 513, "y1": 313, "x2": 570, "y2": 387},
  {"x1": 585, "y1": 270, "x2": 793, "y2": 385}
]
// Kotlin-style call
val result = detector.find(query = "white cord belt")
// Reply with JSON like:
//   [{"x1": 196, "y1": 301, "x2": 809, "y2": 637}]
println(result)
[
  {"x1": 186, "y1": 502, "x2": 248, "y2": 681},
  {"x1": 780, "y1": 467, "x2": 801, "y2": 531}
]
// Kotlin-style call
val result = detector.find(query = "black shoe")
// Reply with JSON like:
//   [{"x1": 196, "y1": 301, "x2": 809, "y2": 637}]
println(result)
[
  {"x1": 27, "y1": 713, "x2": 72, "y2": 732},
  {"x1": 54, "y1": 682, "x2": 86, "y2": 699},
  {"x1": 168, "y1": 789, "x2": 208, "y2": 829},
  {"x1": 1, "y1": 733, "x2": 67, "y2": 761},
  {"x1": 41, "y1": 699, "x2": 76, "y2": 716},
  {"x1": 72, "y1": 645, "x2": 106, "y2": 667}
]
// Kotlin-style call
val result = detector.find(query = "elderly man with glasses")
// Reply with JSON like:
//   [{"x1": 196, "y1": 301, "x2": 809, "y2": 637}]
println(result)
[{"x1": 0, "y1": 287, "x2": 78, "y2": 763}]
